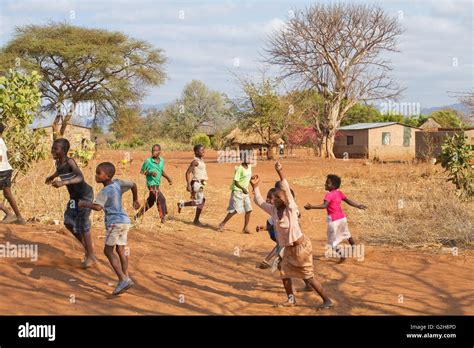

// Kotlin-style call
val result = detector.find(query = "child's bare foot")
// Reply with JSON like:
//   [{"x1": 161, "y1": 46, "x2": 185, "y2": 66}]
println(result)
[
  {"x1": 317, "y1": 299, "x2": 334, "y2": 310},
  {"x1": 2, "y1": 214, "x2": 20, "y2": 224},
  {"x1": 14, "y1": 217, "x2": 26, "y2": 225},
  {"x1": 218, "y1": 223, "x2": 225, "y2": 232},
  {"x1": 193, "y1": 220, "x2": 204, "y2": 227},
  {"x1": 177, "y1": 200, "x2": 184, "y2": 214},
  {"x1": 2, "y1": 212, "x2": 14, "y2": 221},
  {"x1": 256, "y1": 260, "x2": 271, "y2": 269},
  {"x1": 81, "y1": 256, "x2": 98, "y2": 269},
  {"x1": 242, "y1": 229, "x2": 251, "y2": 234},
  {"x1": 274, "y1": 299, "x2": 297, "y2": 308},
  {"x1": 161, "y1": 217, "x2": 166, "y2": 223}
]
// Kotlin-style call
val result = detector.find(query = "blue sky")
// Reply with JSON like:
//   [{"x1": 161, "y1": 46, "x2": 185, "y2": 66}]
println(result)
[{"x1": 0, "y1": 0, "x2": 472, "y2": 110}]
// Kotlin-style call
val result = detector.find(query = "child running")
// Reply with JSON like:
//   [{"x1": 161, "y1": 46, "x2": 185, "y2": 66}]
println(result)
[
  {"x1": 79, "y1": 162, "x2": 140, "y2": 295},
  {"x1": 0, "y1": 123, "x2": 25, "y2": 224},
  {"x1": 251, "y1": 162, "x2": 333, "y2": 309},
  {"x1": 135, "y1": 144, "x2": 173, "y2": 223},
  {"x1": 45, "y1": 138, "x2": 97, "y2": 268},
  {"x1": 218, "y1": 152, "x2": 253, "y2": 233},
  {"x1": 304, "y1": 174, "x2": 367, "y2": 261},
  {"x1": 255, "y1": 188, "x2": 280, "y2": 269},
  {"x1": 177, "y1": 144, "x2": 208, "y2": 226}
]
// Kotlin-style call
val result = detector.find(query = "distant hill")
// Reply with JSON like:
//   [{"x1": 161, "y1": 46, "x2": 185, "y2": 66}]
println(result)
[
  {"x1": 420, "y1": 103, "x2": 471, "y2": 116},
  {"x1": 141, "y1": 103, "x2": 171, "y2": 111}
]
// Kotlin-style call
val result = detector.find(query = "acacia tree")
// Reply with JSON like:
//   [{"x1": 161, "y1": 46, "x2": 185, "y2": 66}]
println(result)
[
  {"x1": 265, "y1": 3, "x2": 404, "y2": 157},
  {"x1": 0, "y1": 22, "x2": 167, "y2": 139}
]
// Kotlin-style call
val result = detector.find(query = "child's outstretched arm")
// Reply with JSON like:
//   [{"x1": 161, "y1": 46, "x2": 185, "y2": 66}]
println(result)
[
  {"x1": 275, "y1": 162, "x2": 297, "y2": 209},
  {"x1": 78, "y1": 200, "x2": 103, "y2": 211},
  {"x1": 45, "y1": 171, "x2": 59, "y2": 185},
  {"x1": 275, "y1": 161, "x2": 285, "y2": 181},
  {"x1": 162, "y1": 171, "x2": 173, "y2": 185},
  {"x1": 251, "y1": 175, "x2": 273, "y2": 215},
  {"x1": 304, "y1": 201, "x2": 328, "y2": 210},
  {"x1": 185, "y1": 160, "x2": 198, "y2": 192},
  {"x1": 130, "y1": 182, "x2": 140, "y2": 210},
  {"x1": 343, "y1": 197, "x2": 367, "y2": 210},
  {"x1": 51, "y1": 158, "x2": 84, "y2": 188},
  {"x1": 118, "y1": 179, "x2": 140, "y2": 210}
]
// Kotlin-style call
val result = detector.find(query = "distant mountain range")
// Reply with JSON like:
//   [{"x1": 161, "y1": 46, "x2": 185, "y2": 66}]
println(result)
[
  {"x1": 141, "y1": 102, "x2": 472, "y2": 116},
  {"x1": 420, "y1": 103, "x2": 471, "y2": 116},
  {"x1": 141, "y1": 103, "x2": 171, "y2": 111}
]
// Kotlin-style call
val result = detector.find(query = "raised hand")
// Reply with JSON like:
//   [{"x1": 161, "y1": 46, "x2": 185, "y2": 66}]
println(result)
[
  {"x1": 275, "y1": 161, "x2": 283, "y2": 172},
  {"x1": 250, "y1": 175, "x2": 260, "y2": 187}
]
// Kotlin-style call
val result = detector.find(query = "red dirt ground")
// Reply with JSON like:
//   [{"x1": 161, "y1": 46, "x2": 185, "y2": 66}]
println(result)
[{"x1": 0, "y1": 149, "x2": 472, "y2": 315}]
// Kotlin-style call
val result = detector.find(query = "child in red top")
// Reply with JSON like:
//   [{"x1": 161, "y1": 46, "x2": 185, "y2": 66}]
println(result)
[{"x1": 304, "y1": 174, "x2": 367, "y2": 261}]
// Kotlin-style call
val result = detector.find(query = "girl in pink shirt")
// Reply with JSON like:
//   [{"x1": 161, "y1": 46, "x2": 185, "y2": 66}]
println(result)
[
  {"x1": 305, "y1": 174, "x2": 367, "y2": 261},
  {"x1": 252, "y1": 162, "x2": 332, "y2": 309}
]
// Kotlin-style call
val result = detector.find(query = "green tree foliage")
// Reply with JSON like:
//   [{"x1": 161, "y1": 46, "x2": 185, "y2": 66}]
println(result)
[
  {"x1": 439, "y1": 132, "x2": 473, "y2": 200},
  {"x1": 162, "y1": 80, "x2": 228, "y2": 142},
  {"x1": 234, "y1": 76, "x2": 290, "y2": 159},
  {"x1": 0, "y1": 22, "x2": 167, "y2": 138},
  {"x1": 191, "y1": 133, "x2": 211, "y2": 148},
  {"x1": 341, "y1": 103, "x2": 382, "y2": 126},
  {"x1": 109, "y1": 106, "x2": 143, "y2": 141},
  {"x1": 0, "y1": 69, "x2": 47, "y2": 177},
  {"x1": 428, "y1": 109, "x2": 462, "y2": 128}
]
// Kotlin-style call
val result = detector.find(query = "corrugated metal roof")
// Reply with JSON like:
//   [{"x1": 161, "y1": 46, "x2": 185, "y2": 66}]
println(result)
[
  {"x1": 339, "y1": 122, "x2": 398, "y2": 130},
  {"x1": 29, "y1": 111, "x2": 93, "y2": 130}
]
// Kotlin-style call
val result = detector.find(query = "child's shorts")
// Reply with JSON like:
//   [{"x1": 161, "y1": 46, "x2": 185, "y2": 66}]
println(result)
[
  {"x1": 227, "y1": 190, "x2": 252, "y2": 214},
  {"x1": 105, "y1": 223, "x2": 130, "y2": 246},
  {"x1": 0, "y1": 169, "x2": 13, "y2": 189},
  {"x1": 266, "y1": 221, "x2": 276, "y2": 242},
  {"x1": 64, "y1": 191, "x2": 93, "y2": 234}
]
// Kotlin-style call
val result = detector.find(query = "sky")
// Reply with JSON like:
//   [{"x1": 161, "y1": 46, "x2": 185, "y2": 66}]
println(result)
[{"x1": 0, "y1": 0, "x2": 472, "y2": 111}]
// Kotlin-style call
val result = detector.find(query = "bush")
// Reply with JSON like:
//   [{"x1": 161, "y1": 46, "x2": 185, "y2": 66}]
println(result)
[
  {"x1": 191, "y1": 133, "x2": 211, "y2": 148},
  {"x1": 0, "y1": 69, "x2": 48, "y2": 179},
  {"x1": 438, "y1": 132, "x2": 473, "y2": 200}
]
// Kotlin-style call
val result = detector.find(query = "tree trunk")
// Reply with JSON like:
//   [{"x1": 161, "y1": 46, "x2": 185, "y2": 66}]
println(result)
[
  {"x1": 326, "y1": 132, "x2": 336, "y2": 158},
  {"x1": 51, "y1": 112, "x2": 62, "y2": 140},
  {"x1": 267, "y1": 144, "x2": 275, "y2": 160},
  {"x1": 59, "y1": 103, "x2": 75, "y2": 137}
]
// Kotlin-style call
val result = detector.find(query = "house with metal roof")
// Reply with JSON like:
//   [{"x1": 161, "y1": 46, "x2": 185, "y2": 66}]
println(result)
[
  {"x1": 334, "y1": 122, "x2": 419, "y2": 161},
  {"x1": 30, "y1": 110, "x2": 94, "y2": 149}
]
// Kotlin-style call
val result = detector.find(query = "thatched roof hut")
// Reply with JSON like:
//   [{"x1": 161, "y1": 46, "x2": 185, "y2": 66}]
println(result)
[
  {"x1": 419, "y1": 118, "x2": 441, "y2": 131},
  {"x1": 224, "y1": 127, "x2": 284, "y2": 145}
]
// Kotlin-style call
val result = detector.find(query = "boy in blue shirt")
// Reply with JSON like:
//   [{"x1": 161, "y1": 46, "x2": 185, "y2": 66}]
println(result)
[{"x1": 79, "y1": 162, "x2": 140, "y2": 296}]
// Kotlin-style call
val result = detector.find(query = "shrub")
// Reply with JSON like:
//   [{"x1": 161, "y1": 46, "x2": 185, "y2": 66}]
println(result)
[
  {"x1": 0, "y1": 69, "x2": 48, "y2": 179},
  {"x1": 191, "y1": 133, "x2": 211, "y2": 148},
  {"x1": 438, "y1": 132, "x2": 473, "y2": 200}
]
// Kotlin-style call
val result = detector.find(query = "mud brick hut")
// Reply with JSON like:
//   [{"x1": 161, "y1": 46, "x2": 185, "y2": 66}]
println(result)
[
  {"x1": 334, "y1": 122, "x2": 418, "y2": 161},
  {"x1": 415, "y1": 119, "x2": 474, "y2": 160},
  {"x1": 31, "y1": 116, "x2": 92, "y2": 149}
]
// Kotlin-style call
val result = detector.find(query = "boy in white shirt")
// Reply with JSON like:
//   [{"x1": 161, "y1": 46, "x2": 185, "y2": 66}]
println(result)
[{"x1": 0, "y1": 123, "x2": 25, "y2": 224}]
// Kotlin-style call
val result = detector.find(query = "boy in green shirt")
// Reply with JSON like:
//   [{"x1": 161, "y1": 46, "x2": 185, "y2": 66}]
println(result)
[
  {"x1": 218, "y1": 153, "x2": 253, "y2": 234},
  {"x1": 135, "y1": 144, "x2": 172, "y2": 223}
]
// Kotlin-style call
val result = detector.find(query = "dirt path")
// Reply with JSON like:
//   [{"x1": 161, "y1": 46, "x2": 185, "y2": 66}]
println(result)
[{"x1": 0, "y1": 150, "x2": 472, "y2": 315}]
